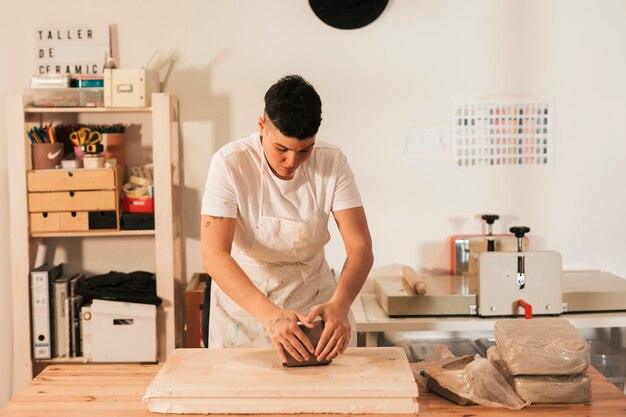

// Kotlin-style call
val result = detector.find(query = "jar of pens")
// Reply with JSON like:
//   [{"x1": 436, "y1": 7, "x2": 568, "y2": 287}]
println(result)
[
  {"x1": 33, "y1": 124, "x2": 127, "y2": 170},
  {"x1": 101, "y1": 124, "x2": 127, "y2": 167},
  {"x1": 29, "y1": 125, "x2": 64, "y2": 169}
]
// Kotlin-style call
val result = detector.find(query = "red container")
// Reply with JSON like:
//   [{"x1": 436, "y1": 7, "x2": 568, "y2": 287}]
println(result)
[{"x1": 122, "y1": 196, "x2": 154, "y2": 213}]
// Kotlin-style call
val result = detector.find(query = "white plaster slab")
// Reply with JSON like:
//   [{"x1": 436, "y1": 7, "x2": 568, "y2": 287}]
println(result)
[{"x1": 143, "y1": 347, "x2": 419, "y2": 414}]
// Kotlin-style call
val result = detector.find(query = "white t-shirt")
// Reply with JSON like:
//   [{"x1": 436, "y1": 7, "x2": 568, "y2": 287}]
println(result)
[{"x1": 201, "y1": 132, "x2": 362, "y2": 253}]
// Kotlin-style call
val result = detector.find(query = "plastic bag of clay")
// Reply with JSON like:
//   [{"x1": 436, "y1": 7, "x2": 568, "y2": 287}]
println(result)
[
  {"x1": 410, "y1": 345, "x2": 456, "y2": 390},
  {"x1": 513, "y1": 374, "x2": 591, "y2": 404},
  {"x1": 488, "y1": 346, "x2": 591, "y2": 403},
  {"x1": 487, "y1": 346, "x2": 514, "y2": 383},
  {"x1": 494, "y1": 318, "x2": 590, "y2": 376},
  {"x1": 411, "y1": 345, "x2": 528, "y2": 409}
]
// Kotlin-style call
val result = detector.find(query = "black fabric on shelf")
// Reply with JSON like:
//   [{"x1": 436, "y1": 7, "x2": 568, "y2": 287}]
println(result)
[{"x1": 77, "y1": 271, "x2": 162, "y2": 306}]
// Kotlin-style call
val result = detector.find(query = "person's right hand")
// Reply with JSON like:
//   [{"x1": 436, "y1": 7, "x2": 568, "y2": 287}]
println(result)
[{"x1": 261, "y1": 309, "x2": 314, "y2": 363}]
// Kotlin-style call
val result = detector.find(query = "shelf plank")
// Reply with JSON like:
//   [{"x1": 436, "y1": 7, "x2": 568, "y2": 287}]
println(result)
[
  {"x1": 30, "y1": 230, "x2": 155, "y2": 238},
  {"x1": 34, "y1": 357, "x2": 157, "y2": 364},
  {"x1": 25, "y1": 106, "x2": 151, "y2": 113},
  {"x1": 34, "y1": 357, "x2": 91, "y2": 364}
]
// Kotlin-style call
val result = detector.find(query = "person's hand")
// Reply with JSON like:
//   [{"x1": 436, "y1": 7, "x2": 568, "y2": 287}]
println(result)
[
  {"x1": 306, "y1": 301, "x2": 351, "y2": 361},
  {"x1": 262, "y1": 309, "x2": 314, "y2": 363}
]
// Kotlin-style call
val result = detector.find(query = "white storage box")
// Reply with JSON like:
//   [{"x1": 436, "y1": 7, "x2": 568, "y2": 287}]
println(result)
[
  {"x1": 90, "y1": 299, "x2": 156, "y2": 362},
  {"x1": 104, "y1": 68, "x2": 159, "y2": 107}
]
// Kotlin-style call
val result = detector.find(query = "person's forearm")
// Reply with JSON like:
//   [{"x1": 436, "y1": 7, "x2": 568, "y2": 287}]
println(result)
[
  {"x1": 203, "y1": 252, "x2": 279, "y2": 321},
  {"x1": 329, "y1": 245, "x2": 374, "y2": 310}
]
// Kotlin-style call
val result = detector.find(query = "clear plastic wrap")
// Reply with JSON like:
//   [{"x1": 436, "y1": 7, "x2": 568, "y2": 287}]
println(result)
[
  {"x1": 487, "y1": 346, "x2": 514, "y2": 384},
  {"x1": 411, "y1": 345, "x2": 528, "y2": 410},
  {"x1": 494, "y1": 318, "x2": 590, "y2": 376},
  {"x1": 488, "y1": 346, "x2": 591, "y2": 403},
  {"x1": 513, "y1": 374, "x2": 591, "y2": 404}
]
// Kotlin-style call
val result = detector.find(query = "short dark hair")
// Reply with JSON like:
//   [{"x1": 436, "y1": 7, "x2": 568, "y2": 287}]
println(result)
[{"x1": 264, "y1": 75, "x2": 322, "y2": 139}]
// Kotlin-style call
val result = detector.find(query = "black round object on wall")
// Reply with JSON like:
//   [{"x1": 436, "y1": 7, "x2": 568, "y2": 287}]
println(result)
[{"x1": 309, "y1": 0, "x2": 389, "y2": 30}]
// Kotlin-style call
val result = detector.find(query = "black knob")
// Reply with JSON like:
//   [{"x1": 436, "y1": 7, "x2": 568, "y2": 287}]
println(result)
[
  {"x1": 482, "y1": 214, "x2": 499, "y2": 240},
  {"x1": 481, "y1": 214, "x2": 499, "y2": 225},
  {"x1": 509, "y1": 226, "x2": 530, "y2": 238}
]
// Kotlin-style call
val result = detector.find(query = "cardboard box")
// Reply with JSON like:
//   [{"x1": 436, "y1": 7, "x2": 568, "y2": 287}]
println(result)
[
  {"x1": 90, "y1": 299, "x2": 156, "y2": 362},
  {"x1": 104, "y1": 69, "x2": 159, "y2": 107}
]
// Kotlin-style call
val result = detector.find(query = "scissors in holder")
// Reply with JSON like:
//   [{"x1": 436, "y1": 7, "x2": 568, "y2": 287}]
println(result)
[{"x1": 69, "y1": 128, "x2": 102, "y2": 147}]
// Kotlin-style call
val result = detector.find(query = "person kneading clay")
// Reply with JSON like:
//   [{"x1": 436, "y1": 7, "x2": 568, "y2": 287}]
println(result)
[{"x1": 200, "y1": 75, "x2": 373, "y2": 364}]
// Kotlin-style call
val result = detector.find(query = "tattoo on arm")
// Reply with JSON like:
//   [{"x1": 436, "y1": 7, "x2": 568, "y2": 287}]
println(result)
[
  {"x1": 205, "y1": 216, "x2": 225, "y2": 228},
  {"x1": 340, "y1": 257, "x2": 349, "y2": 277}
]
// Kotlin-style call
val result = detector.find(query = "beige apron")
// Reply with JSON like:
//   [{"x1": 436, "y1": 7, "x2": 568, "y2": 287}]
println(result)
[{"x1": 208, "y1": 155, "x2": 356, "y2": 348}]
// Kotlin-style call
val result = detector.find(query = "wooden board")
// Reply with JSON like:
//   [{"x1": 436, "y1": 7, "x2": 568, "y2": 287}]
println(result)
[
  {"x1": 374, "y1": 276, "x2": 477, "y2": 316},
  {"x1": 1, "y1": 364, "x2": 625, "y2": 417},
  {"x1": 143, "y1": 348, "x2": 419, "y2": 414}
]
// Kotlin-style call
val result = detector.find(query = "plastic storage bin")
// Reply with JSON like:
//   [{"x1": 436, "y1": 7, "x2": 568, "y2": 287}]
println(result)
[{"x1": 23, "y1": 88, "x2": 104, "y2": 107}]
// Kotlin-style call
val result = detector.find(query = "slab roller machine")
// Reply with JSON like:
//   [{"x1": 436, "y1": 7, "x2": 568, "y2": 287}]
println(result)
[{"x1": 375, "y1": 215, "x2": 626, "y2": 318}]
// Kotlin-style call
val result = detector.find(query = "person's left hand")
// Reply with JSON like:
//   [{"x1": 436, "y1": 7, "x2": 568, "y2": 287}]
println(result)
[{"x1": 305, "y1": 301, "x2": 351, "y2": 361}]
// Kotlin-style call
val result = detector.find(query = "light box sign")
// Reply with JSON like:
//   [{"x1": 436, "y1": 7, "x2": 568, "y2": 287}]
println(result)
[{"x1": 35, "y1": 25, "x2": 111, "y2": 75}]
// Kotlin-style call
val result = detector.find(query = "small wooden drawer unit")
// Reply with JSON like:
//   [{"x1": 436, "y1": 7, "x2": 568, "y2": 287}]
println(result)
[
  {"x1": 27, "y1": 169, "x2": 115, "y2": 192},
  {"x1": 27, "y1": 168, "x2": 121, "y2": 233},
  {"x1": 28, "y1": 190, "x2": 116, "y2": 212}
]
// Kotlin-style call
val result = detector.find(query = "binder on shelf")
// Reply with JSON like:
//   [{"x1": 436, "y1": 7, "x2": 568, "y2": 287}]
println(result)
[
  {"x1": 30, "y1": 263, "x2": 63, "y2": 359},
  {"x1": 68, "y1": 274, "x2": 85, "y2": 357},
  {"x1": 52, "y1": 274, "x2": 75, "y2": 358}
]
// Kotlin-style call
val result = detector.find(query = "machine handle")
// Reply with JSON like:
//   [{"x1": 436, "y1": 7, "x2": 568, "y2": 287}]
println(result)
[
  {"x1": 482, "y1": 214, "x2": 500, "y2": 250},
  {"x1": 518, "y1": 299, "x2": 533, "y2": 319},
  {"x1": 510, "y1": 226, "x2": 531, "y2": 253},
  {"x1": 481, "y1": 214, "x2": 499, "y2": 225},
  {"x1": 509, "y1": 226, "x2": 531, "y2": 238}
]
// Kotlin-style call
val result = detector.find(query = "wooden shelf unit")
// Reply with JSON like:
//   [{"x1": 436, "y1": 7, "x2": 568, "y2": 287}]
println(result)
[{"x1": 6, "y1": 93, "x2": 183, "y2": 395}]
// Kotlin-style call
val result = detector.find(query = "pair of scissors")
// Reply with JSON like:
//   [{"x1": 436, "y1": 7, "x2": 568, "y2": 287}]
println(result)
[{"x1": 69, "y1": 127, "x2": 102, "y2": 147}]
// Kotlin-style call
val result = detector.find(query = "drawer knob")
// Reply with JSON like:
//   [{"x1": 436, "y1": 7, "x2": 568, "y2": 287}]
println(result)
[
  {"x1": 71, "y1": 212, "x2": 77, "y2": 217},
  {"x1": 69, "y1": 191, "x2": 75, "y2": 197},
  {"x1": 68, "y1": 171, "x2": 74, "y2": 177}
]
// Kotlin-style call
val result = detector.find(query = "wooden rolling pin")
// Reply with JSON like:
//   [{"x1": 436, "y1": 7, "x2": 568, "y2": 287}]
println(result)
[{"x1": 401, "y1": 265, "x2": 428, "y2": 295}]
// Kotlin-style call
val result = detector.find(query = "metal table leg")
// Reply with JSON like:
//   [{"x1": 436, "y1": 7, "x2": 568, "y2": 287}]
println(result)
[{"x1": 365, "y1": 332, "x2": 379, "y2": 347}]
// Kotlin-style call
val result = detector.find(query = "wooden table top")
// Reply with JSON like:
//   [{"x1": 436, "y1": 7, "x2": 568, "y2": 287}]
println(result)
[{"x1": 1, "y1": 364, "x2": 624, "y2": 416}]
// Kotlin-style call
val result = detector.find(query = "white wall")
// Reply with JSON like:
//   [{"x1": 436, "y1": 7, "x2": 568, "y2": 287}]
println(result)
[{"x1": 1, "y1": 0, "x2": 625, "y2": 404}]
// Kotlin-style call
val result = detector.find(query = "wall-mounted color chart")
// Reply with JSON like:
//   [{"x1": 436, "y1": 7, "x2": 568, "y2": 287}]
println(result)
[{"x1": 452, "y1": 98, "x2": 554, "y2": 168}]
